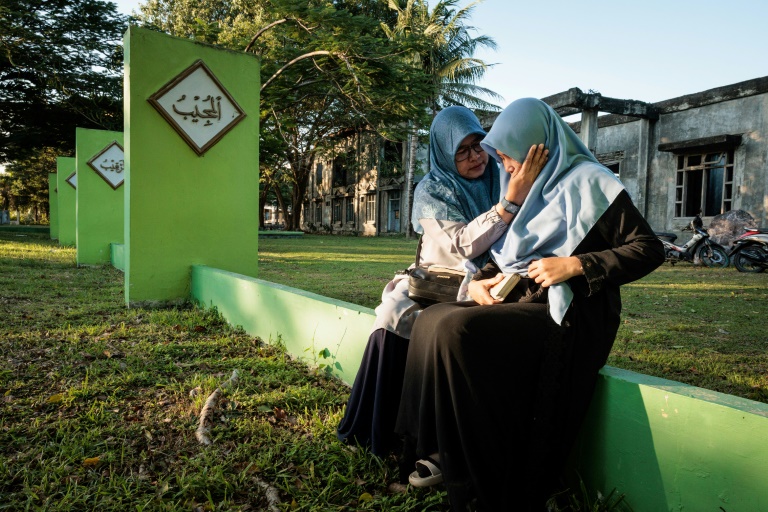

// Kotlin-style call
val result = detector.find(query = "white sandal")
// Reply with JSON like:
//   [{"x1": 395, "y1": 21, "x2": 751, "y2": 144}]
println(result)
[{"x1": 408, "y1": 457, "x2": 443, "y2": 487}]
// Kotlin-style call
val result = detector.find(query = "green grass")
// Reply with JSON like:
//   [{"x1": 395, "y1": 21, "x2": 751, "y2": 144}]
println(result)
[
  {"x1": 0, "y1": 232, "x2": 448, "y2": 511},
  {"x1": 2, "y1": 231, "x2": 765, "y2": 511}
]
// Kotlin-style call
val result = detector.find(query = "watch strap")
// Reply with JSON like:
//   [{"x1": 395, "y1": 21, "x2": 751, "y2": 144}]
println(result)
[{"x1": 500, "y1": 197, "x2": 521, "y2": 215}]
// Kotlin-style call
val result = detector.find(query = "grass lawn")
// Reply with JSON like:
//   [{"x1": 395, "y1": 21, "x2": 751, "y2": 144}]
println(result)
[
  {"x1": 0, "y1": 232, "x2": 448, "y2": 511},
  {"x1": 1, "y1": 231, "x2": 765, "y2": 511}
]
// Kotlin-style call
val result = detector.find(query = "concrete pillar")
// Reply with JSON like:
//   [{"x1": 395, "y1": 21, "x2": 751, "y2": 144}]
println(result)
[
  {"x1": 580, "y1": 108, "x2": 598, "y2": 154},
  {"x1": 636, "y1": 118, "x2": 651, "y2": 217}
]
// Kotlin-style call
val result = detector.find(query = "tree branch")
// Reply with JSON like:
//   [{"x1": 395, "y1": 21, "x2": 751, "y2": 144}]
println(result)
[{"x1": 261, "y1": 51, "x2": 334, "y2": 92}]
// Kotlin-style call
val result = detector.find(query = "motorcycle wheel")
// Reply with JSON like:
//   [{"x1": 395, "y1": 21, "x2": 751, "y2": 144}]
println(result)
[
  {"x1": 695, "y1": 243, "x2": 729, "y2": 268},
  {"x1": 733, "y1": 245, "x2": 767, "y2": 273}
]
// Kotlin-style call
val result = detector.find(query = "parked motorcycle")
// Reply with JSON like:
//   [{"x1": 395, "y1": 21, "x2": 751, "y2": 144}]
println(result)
[
  {"x1": 728, "y1": 227, "x2": 768, "y2": 273},
  {"x1": 655, "y1": 213, "x2": 729, "y2": 268}
]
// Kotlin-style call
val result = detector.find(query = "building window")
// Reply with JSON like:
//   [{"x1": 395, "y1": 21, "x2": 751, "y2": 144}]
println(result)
[
  {"x1": 675, "y1": 150, "x2": 734, "y2": 217},
  {"x1": 345, "y1": 198, "x2": 355, "y2": 222},
  {"x1": 332, "y1": 198, "x2": 342, "y2": 223},
  {"x1": 605, "y1": 162, "x2": 620, "y2": 177},
  {"x1": 315, "y1": 163, "x2": 323, "y2": 187},
  {"x1": 365, "y1": 193, "x2": 376, "y2": 222}
]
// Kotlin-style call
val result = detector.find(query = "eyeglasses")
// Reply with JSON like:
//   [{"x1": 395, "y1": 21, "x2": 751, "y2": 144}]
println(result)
[{"x1": 455, "y1": 141, "x2": 485, "y2": 162}]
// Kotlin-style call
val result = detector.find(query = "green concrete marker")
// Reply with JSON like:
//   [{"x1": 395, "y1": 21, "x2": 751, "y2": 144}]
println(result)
[
  {"x1": 48, "y1": 172, "x2": 59, "y2": 240},
  {"x1": 124, "y1": 26, "x2": 260, "y2": 306},
  {"x1": 56, "y1": 157, "x2": 77, "y2": 247},
  {"x1": 76, "y1": 128, "x2": 124, "y2": 266}
]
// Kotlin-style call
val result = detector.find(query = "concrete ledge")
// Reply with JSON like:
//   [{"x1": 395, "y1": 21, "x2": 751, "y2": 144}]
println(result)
[
  {"x1": 574, "y1": 366, "x2": 768, "y2": 511},
  {"x1": 189, "y1": 264, "x2": 768, "y2": 511},
  {"x1": 0, "y1": 225, "x2": 50, "y2": 235},
  {"x1": 258, "y1": 231, "x2": 304, "y2": 238},
  {"x1": 110, "y1": 243, "x2": 125, "y2": 272},
  {"x1": 190, "y1": 265, "x2": 373, "y2": 385}
]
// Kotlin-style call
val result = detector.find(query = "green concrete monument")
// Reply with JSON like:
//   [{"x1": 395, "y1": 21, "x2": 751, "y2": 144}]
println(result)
[
  {"x1": 123, "y1": 26, "x2": 260, "y2": 306},
  {"x1": 56, "y1": 157, "x2": 77, "y2": 247},
  {"x1": 48, "y1": 172, "x2": 59, "y2": 240},
  {"x1": 76, "y1": 128, "x2": 124, "y2": 265}
]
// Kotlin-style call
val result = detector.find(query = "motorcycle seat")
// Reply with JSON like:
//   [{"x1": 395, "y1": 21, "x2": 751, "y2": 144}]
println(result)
[{"x1": 655, "y1": 232, "x2": 677, "y2": 243}]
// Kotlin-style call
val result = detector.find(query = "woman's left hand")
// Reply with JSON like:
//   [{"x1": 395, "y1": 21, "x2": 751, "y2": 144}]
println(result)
[
  {"x1": 468, "y1": 273, "x2": 505, "y2": 305},
  {"x1": 527, "y1": 256, "x2": 583, "y2": 287}
]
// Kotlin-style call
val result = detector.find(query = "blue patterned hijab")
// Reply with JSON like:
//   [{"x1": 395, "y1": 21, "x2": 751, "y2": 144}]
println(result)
[
  {"x1": 411, "y1": 106, "x2": 500, "y2": 265},
  {"x1": 480, "y1": 98, "x2": 625, "y2": 324}
]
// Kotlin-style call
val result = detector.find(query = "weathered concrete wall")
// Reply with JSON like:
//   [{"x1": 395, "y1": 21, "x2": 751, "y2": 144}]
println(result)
[{"x1": 594, "y1": 90, "x2": 768, "y2": 233}]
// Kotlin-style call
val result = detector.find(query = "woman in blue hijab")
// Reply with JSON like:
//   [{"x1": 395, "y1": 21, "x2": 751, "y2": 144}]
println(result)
[
  {"x1": 396, "y1": 98, "x2": 664, "y2": 510},
  {"x1": 337, "y1": 105, "x2": 548, "y2": 463}
]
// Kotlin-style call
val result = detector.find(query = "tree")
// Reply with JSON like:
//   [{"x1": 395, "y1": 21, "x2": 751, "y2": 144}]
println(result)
[
  {"x1": 0, "y1": 0, "x2": 128, "y2": 163},
  {"x1": 2, "y1": 147, "x2": 58, "y2": 223},
  {"x1": 381, "y1": 0, "x2": 501, "y2": 237},
  {"x1": 138, "y1": 0, "x2": 434, "y2": 231}
]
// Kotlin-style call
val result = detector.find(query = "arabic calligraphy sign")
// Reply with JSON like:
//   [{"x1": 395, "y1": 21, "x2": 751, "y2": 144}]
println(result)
[
  {"x1": 87, "y1": 141, "x2": 125, "y2": 190},
  {"x1": 148, "y1": 60, "x2": 246, "y2": 156},
  {"x1": 66, "y1": 172, "x2": 77, "y2": 189}
]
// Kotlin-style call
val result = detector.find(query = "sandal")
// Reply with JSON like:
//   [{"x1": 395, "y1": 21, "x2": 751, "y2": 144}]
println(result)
[{"x1": 408, "y1": 456, "x2": 443, "y2": 487}]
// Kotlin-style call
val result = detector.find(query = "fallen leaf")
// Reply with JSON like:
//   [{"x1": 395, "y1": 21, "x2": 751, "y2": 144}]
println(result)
[
  {"x1": 387, "y1": 482, "x2": 408, "y2": 494},
  {"x1": 83, "y1": 456, "x2": 100, "y2": 467},
  {"x1": 47, "y1": 394, "x2": 64, "y2": 403}
]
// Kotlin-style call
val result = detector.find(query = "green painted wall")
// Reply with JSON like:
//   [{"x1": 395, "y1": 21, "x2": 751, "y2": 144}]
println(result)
[
  {"x1": 191, "y1": 265, "x2": 373, "y2": 385},
  {"x1": 76, "y1": 129, "x2": 124, "y2": 266},
  {"x1": 48, "y1": 173, "x2": 59, "y2": 240},
  {"x1": 190, "y1": 265, "x2": 768, "y2": 512},
  {"x1": 124, "y1": 27, "x2": 260, "y2": 306},
  {"x1": 572, "y1": 366, "x2": 768, "y2": 512},
  {"x1": 56, "y1": 157, "x2": 77, "y2": 247},
  {"x1": 111, "y1": 243, "x2": 125, "y2": 271}
]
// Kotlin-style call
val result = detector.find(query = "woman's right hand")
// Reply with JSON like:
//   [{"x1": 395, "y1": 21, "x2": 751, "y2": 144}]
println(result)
[
  {"x1": 468, "y1": 273, "x2": 506, "y2": 305},
  {"x1": 505, "y1": 144, "x2": 548, "y2": 205}
]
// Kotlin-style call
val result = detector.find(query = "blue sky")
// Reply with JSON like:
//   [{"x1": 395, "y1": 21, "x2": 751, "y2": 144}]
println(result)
[{"x1": 113, "y1": 0, "x2": 768, "y2": 106}]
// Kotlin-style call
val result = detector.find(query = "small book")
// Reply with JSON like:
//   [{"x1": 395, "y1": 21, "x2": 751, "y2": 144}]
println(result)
[{"x1": 489, "y1": 273, "x2": 521, "y2": 301}]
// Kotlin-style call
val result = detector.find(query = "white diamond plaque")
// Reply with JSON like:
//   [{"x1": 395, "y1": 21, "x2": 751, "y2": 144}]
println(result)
[
  {"x1": 87, "y1": 141, "x2": 124, "y2": 190},
  {"x1": 66, "y1": 172, "x2": 77, "y2": 189},
  {"x1": 148, "y1": 60, "x2": 246, "y2": 155}
]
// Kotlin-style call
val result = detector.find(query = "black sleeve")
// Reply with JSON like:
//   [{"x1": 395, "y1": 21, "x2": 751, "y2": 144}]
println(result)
[{"x1": 569, "y1": 190, "x2": 665, "y2": 297}]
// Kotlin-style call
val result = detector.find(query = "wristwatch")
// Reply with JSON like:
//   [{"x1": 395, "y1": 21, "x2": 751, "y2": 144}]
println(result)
[{"x1": 499, "y1": 197, "x2": 521, "y2": 215}]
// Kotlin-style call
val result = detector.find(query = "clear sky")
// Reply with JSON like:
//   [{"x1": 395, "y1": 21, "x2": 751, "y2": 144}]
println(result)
[{"x1": 113, "y1": 0, "x2": 768, "y2": 107}]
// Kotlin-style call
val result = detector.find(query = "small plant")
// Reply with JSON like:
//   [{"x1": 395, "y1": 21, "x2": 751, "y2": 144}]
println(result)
[{"x1": 546, "y1": 476, "x2": 631, "y2": 512}]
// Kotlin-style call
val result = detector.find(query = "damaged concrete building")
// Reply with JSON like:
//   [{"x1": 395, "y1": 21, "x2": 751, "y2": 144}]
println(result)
[{"x1": 301, "y1": 76, "x2": 768, "y2": 236}]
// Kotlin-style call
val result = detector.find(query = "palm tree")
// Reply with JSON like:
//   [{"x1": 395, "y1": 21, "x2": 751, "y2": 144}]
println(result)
[{"x1": 382, "y1": 0, "x2": 502, "y2": 237}]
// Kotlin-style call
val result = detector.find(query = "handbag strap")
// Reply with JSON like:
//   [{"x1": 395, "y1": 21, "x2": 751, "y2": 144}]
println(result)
[{"x1": 414, "y1": 235, "x2": 423, "y2": 267}]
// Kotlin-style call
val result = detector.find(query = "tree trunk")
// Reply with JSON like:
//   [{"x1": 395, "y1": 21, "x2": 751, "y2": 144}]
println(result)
[
  {"x1": 403, "y1": 128, "x2": 418, "y2": 239},
  {"x1": 272, "y1": 183, "x2": 288, "y2": 230},
  {"x1": 287, "y1": 153, "x2": 314, "y2": 231}
]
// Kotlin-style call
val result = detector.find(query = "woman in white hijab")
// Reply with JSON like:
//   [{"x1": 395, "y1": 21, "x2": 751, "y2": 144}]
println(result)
[{"x1": 396, "y1": 98, "x2": 664, "y2": 511}]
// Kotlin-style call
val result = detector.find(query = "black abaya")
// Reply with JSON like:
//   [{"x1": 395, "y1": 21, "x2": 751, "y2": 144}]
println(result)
[
  {"x1": 395, "y1": 191, "x2": 665, "y2": 511},
  {"x1": 337, "y1": 328, "x2": 409, "y2": 457}
]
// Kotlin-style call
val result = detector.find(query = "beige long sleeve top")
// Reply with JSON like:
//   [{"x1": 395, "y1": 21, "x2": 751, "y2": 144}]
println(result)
[{"x1": 372, "y1": 206, "x2": 509, "y2": 338}]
